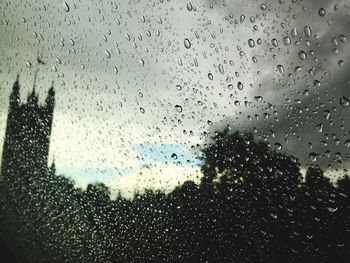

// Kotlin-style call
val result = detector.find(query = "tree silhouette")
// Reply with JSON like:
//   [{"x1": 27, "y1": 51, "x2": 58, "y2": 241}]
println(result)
[{"x1": 0, "y1": 127, "x2": 349, "y2": 262}]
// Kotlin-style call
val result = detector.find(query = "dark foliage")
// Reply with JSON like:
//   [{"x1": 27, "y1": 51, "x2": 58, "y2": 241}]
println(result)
[{"x1": 0, "y1": 128, "x2": 349, "y2": 262}]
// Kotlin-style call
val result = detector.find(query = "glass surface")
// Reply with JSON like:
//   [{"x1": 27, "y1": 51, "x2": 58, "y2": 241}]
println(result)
[{"x1": 0, "y1": 1, "x2": 349, "y2": 262}]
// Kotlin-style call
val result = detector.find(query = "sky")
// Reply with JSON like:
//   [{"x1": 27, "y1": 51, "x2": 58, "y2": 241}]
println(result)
[{"x1": 0, "y1": 0, "x2": 349, "y2": 197}]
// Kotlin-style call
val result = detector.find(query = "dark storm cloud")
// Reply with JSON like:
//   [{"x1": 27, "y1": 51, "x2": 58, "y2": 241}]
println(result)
[
  {"x1": 203, "y1": 0, "x2": 350, "y2": 171},
  {"x1": 0, "y1": 0, "x2": 349, "y2": 184}
]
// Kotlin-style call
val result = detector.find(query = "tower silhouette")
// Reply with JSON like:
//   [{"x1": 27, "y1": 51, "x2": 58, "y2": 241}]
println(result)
[{"x1": 1, "y1": 71, "x2": 55, "y2": 182}]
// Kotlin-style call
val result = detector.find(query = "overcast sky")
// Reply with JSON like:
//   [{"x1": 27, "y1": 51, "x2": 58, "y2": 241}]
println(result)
[{"x1": 0, "y1": 0, "x2": 349, "y2": 196}]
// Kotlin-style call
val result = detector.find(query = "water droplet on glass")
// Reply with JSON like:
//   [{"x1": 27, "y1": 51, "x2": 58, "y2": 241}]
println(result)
[
  {"x1": 240, "y1": 15, "x2": 245, "y2": 23},
  {"x1": 175, "y1": 105, "x2": 183, "y2": 113},
  {"x1": 298, "y1": 50, "x2": 306, "y2": 60},
  {"x1": 254, "y1": 96, "x2": 263, "y2": 102},
  {"x1": 327, "y1": 207, "x2": 338, "y2": 213},
  {"x1": 313, "y1": 79, "x2": 321, "y2": 87},
  {"x1": 105, "y1": 50, "x2": 111, "y2": 58},
  {"x1": 318, "y1": 8, "x2": 326, "y2": 17},
  {"x1": 316, "y1": 123, "x2": 323, "y2": 133},
  {"x1": 187, "y1": 3, "x2": 193, "y2": 11},
  {"x1": 248, "y1": 39, "x2": 255, "y2": 48},
  {"x1": 340, "y1": 96, "x2": 349, "y2": 107},
  {"x1": 294, "y1": 66, "x2": 301, "y2": 73},
  {"x1": 25, "y1": 61, "x2": 32, "y2": 68},
  {"x1": 237, "y1": 82, "x2": 244, "y2": 90},
  {"x1": 63, "y1": 2, "x2": 70, "y2": 12},
  {"x1": 309, "y1": 152, "x2": 318, "y2": 162},
  {"x1": 283, "y1": 36, "x2": 291, "y2": 45},
  {"x1": 208, "y1": 73, "x2": 213, "y2": 80},
  {"x1": 140, "y1": 107, "x2": 145, "y2": 113},
  {"x1": 184, "y1": 38, "x2": 191, "y2": 49},
  {"x1": 171, "y1": 153, "x2": 178, "y2": 160},
  {"x1": 304, "y1": 26, "x2": 312, "y2": 38},
  {"x1": 339, "y1": 34, "x2": 347, "y2": 43},
  {"x1": 271, "y1": 38, "x2": 278, "y2": 47},
  {"x1": 218, "y1": 64, "x2": 224, "y2": 75},
  {"x1": 277, "y1": 65, "x2": 284, "y2": 73},
  {"x1": 275, "y1": 143, "x2": 282, "y2": 151},
  {"x1": 323, "y1": 110, "x2": 330, "y2": 120},
  {"x1": 260, "y1": 3, "x2": 267, "y2": 11},
  {"x1": 291, "y1": 28, "x2": 298, "y2": 37}
]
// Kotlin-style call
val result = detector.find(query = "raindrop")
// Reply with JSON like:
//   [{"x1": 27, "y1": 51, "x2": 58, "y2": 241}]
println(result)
[
  {"x1": 248, "y1": 39, "x2": 255, "y2": 48},
  {"x1": 63, "y1": 2, "x2": 70, "y2": 12},
  {"x1": 316, "y1": 123, "x2": 323, "y2": 133},
  {"x1": 105, "y1": 50, "x2": 111, "y2": 58},
  {"x1": 240, "y1": 15, "x2": 245, "y2": 23},
  {"x1": 309, "y1": 152, "x2": 318, "y2": 162},
  {"x1": 254, "y1": 96, "x2": 263, "y2": 102},
  {"x1": 25, "y1": 61, "x2": 32, "y2": 68},
  {"x1": 114, "y1": 67, "x2": 118, "y2": 74},
  {"x1": 323, "y1": 110, "x2": 330, "y2": 120},
  {"x1": 291, "y1": 28, "x2": 298, "y2": 37},
  {"x1": 208, "y1": 73, "x2": 213, "y2": 80},
  {"x1": 294, "y1": 66, "x2": 302, "y2": 73},
  {"x1": 139, "y1": 59, "x2": 145, "y2": 66},
  {"x1": 260, "y1": 3, "x2": 267, "y2": 11},
  {"x1": 271, "y1": 38, "x2": 278, "y2": 47},
  {"x1": 318, "y1": 8, "x2": 326, "y2": 17},
  {"x1": 140, "y1": 15, "x2": 146, "y2": 23},
  {"x1": 304, "y1": 26, "x2": 312, "y2": 38},
  {"x1": 237, "y1": 82, "x2": 244, "y2": 90},
  {"x1": 218, "y1": 64, "x2": 224, "y2": 74},
  {"x1": 175, "y1": 105, "x2": 183, "y2": 113},
  {"x1": 184, "y1": 38, "x2": 191, "y2": 49},
  {"x1": 277, "y1": 65, "x2": 284, "y2": 73},
  {"x1": 340, "y1": 96, "x2": 349, "y2": 107},
  {"x1": 171, "y1": 153, "x2": 178, "y2": 160},
  {"x1": 187, "y1": 3, "x2": 193, "y2": 11},
  {"x1": 327, "y1": 207, "x2": 338, "y2": 213},
  {"x1": 283, "y1": 36, "x2": 291, "y2": 45},
  {"x1": 140, "y1": 107, "x2": 145, "y2": 113},
  {"x1": 275, "y1": 143, "x2": 282, "y2": 151},
  {"x1": 298, "y1": 50, "x2": 306, "y2": 60},
  {"x1": 339, "y1": 34, "x2": 347, "y2": 43},
  {"x1": 313, "y1": 80, "x2": 321, "y2": 87},
  {"x1": 176, "y1": 85, "x2": 182, "y2": 91}
]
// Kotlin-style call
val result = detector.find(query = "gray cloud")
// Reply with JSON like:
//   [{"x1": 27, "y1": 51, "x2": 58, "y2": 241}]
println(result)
[{"x1": 0, "y1": 0, "x2": 349, "y2": 184}]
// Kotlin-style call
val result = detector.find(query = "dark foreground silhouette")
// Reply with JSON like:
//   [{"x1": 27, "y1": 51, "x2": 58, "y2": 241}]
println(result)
[{"x1": 0, "y1": 128, "x2": 349, "y2": 263}]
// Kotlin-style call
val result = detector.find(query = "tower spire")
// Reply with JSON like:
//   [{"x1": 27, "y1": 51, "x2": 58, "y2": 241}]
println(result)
[
  {"x1": 28, "y1": 56, "x2": 46, "y2": 105},
  {"x1": 10, "y1": 74, "x2": 21, "y2": 109},
  {"x1": 32, "y1": 66, "x2": 39, "y2": 92}
]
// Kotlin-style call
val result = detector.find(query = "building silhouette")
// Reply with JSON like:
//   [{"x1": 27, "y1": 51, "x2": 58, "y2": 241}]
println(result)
[{"x1": 1, "y1": 73, "x2": 55, "y2": 182}]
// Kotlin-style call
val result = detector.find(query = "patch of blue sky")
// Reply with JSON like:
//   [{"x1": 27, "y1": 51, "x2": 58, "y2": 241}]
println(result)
[
  {"x1": 57, "y1": 167, "x2": 130, "y2": 185},
  {"x1": 135, "y1": 143, "x2": 202, "y2": 167}
]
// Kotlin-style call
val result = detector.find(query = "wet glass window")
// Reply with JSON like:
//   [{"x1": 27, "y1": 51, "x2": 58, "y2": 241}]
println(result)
[{"x1": 0, "y1": 1, "x2": 349, "y2": 262}]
